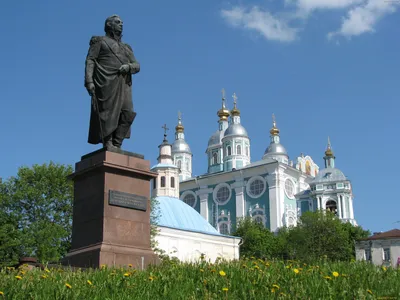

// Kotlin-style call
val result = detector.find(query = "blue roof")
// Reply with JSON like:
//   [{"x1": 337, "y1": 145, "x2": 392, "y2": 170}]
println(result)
[
  {"x1": 155, "y1": 196, "x2": 235, "y2": 238},
  {"x1": 311, "y1": 167, "x2": 347, "y2": 184},
  {"x1": 151, "y1": 163, "x2": 178, "y2": 170}
]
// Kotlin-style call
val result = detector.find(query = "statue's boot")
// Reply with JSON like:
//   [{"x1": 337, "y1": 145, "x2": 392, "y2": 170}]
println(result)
[
  {"x1": 103, "y1": 134, "x2": 115, "y2": 151},
  {"x1": 113, "y1": 111, "x2": 136, "y2": 148}
]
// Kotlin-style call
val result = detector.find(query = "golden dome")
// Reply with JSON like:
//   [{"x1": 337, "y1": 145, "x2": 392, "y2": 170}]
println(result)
[
  {"x1": 231, "y1": 92, "x2": 240, "y2": 116},
  {"x1": 324, "y1": 137, "x2": 334, "y2": 157},
  {"x1": 270, "y1": 114, "x2": 280, "y2": 136},
  {"x1": 175, "y1": 111, "x2": 184, "y2": 133},
  {"x1": 218, "y1": 88, "x2": 230, "y2": 121}
]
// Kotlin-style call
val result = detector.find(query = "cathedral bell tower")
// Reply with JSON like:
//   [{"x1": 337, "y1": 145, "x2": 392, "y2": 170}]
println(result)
[{"x1": 151, "y1": 125, "x2": 180, "y2": 198}]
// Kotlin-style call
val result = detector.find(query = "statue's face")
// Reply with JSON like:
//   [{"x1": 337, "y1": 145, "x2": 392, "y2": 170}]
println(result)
[{"x1": 110, "y1": 16, "x2": 123, "y2": 34}]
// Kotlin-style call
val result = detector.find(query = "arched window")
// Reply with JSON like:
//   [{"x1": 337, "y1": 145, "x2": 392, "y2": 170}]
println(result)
[
  {"x1": 170, "y1": 177, "x2": 175, "y2": 188},
  {"x1": 326, "y1": 200, "x2": 337, "y2": 215},
  {"x1": 237, "y1": 145, "x2": 242, "y2": 155},
  {"x1": 212, "y1": 153, "x2": 218, "y2": 165},
  {"x1": 186, "y1": 159, "x2": 190, "y2": 170},
  {"x1": 227, "y1": 146, "x2": 231, "y2": 156},
  {"x1": 161, "y1": 176, "x2": 166, "y2": 187},
  {"x1": 153, "y1": 178, "x2": 157, "y2": 189},
  {"x1": 246, "y1": 146, "x2": 249, "y2": 156},
  {"x1": 219, "y1": 223, "x2": 229, "y2": 235},
  {"x1": 306, "y1": 161, "x2": 311, "y2": 175},
  {"x1": 177, "y1": 161, "x2": 182, "y2": 169}
]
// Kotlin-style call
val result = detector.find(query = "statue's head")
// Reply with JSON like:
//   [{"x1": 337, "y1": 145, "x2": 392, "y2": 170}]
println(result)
[{"x1": 104, "y1": 15, "x2": 123, "y2": 35}]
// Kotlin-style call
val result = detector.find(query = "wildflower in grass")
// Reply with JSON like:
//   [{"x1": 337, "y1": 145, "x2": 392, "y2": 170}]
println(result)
[
  {"x1": 382, "y1": 266, "x2": 387, "y2": 272},
  {"x1": 254, "y1": 265, "x2": 260, "y2": 270},
  {"x1": 280, "y1": 292, "x2": 286, "y2": 296},
  {"x1": 15, "y1": 275, "x2": 22, "y2": 280},
  {"x1": 271, "y1": 288, "x2": 276, "y2": 293},
  {"x1": 44, "y1": 268, "x2": 50, "y2": 273},
  {"x1": 87, "y1": 280, "x2": 93, "y2": 285},
  {"x1": 324, "y1": 276, "x2": 332, "y2": 280},
  {"x1": 65, "y1": 283, "x2": 72, "y2": 289},
  {"x1": 367, "y1": 289, "x2": 373, "y2": 295},
  {"x1": 123, "y1": 273, "x2": 130, "y2": 277},
  {"x1": 203, "y1": 279, "x2": 207, "y2": 285},
  {"x1": 285, "y1": 265, "x2": 291, "y2": 269},
  {"x1": 41, "y1": 275, "x2": 48, "y2": 279},
  {"x1": 100, "y1": 265, "x2": 106, "y2": 269},
  {"x1": 332, "y1": 271, "x2": 339, "y2": 277},
  {"x1": 20, "y1": 270, "x2": 26, "y2": 275},
  {"x1": 128, "y1": 264, "x2": 133, "y2": 268},
  {"x1": 272, "y1": 284, "x2": 280, "y2": 290},
  {"x1": 242, "y1": 264, "x2": 247, "y2": 268},
  {"x1": 211, "y1": 269, "x2": 216, "y2": 273},
  {"x1": 149, "y1": 276, "x2": 155, "y2": 281},
  {"x1": 293, "y1": 268, "x2": 299, "y2": 274},
  {"x1": 222, "y1": 287, "x2": 228, "y2": 292},
  {"x1": 200, "y1": 269, "x2": 204, "y2": 272},
  {"x1": 0, "y1": 291, "x2": 4, "y2": 296}
]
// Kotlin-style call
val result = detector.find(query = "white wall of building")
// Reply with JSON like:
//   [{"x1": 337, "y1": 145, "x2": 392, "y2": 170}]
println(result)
[
  {"x1": 155, "y1": 226, "x2": 241, "y2": 263},
  {"x1": 355, "y1": 239, "x2": 400, "y2": 268}
]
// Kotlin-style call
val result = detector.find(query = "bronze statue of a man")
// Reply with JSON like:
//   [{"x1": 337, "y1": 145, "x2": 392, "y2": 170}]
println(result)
[{"x1": 85, "y1": 15, "x2": 140, "y2": 150}]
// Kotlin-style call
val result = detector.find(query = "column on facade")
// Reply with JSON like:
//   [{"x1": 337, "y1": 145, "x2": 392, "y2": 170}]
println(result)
[
  {"x1": 266, "y1": 173, "x2": 279, "y2": 232},
  {"x1": 341, "y1": 195, "x2": 347, "y2": 219},
  {"x1": 337, "y1": 194, "x2": 342, "y2": 219},
  {"x1": 197, "y1": 187, "x2": 212, "y2": 222},
  {"x1": 349, "y1": 196, "x2": 354, "y2": 219}
]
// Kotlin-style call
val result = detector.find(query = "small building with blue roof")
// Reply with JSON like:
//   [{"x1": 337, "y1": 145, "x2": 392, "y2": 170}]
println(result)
[{"x1": 150, "y1": 130, "x2": 241, "y2": 262}]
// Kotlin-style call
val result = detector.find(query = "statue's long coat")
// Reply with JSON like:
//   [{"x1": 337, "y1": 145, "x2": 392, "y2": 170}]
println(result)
[{"x1": 85, "y1": 35, "x2": 140, "y2": 144}]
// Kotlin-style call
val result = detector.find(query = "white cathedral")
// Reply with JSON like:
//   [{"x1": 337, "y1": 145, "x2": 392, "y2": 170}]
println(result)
[{"x1": 151, "y1": 90, "x2": 357, "y2": 240}]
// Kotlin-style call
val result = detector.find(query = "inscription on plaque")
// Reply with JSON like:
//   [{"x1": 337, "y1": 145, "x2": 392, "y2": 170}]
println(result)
[{"x1": 108, "y1": 190, "x2": 147, "y2": 211}]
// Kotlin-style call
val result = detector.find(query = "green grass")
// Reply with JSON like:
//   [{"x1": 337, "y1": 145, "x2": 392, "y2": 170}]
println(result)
[{"x1": 0, "y1": 258, "x2": 399, "y2": 299}]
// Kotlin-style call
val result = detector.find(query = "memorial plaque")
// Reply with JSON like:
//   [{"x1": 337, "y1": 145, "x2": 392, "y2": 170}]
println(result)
[{"x1": 108, "y1": 190, "x2": 147, "y2": 211}]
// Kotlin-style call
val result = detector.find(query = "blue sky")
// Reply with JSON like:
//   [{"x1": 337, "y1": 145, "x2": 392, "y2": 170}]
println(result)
[{"x1": 2, "y1": 0, "x2": 399, "y2": 233}]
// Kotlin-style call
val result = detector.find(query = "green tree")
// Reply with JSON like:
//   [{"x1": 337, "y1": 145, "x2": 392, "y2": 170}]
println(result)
[
  {"x1": 0, "y1": 162, "x2": 73, "y2": 264},
  {"x1": 283, "y1": 211, "x2": 369, "y2": 262},
  {"x1": 233, "y1": 217, "x2": 278, "y2": 259}
]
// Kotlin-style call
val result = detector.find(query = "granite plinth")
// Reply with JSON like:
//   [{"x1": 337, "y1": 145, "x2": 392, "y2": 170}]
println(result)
[{"x1": 64, "y1": 148, "x2": 159, "y2": 269}]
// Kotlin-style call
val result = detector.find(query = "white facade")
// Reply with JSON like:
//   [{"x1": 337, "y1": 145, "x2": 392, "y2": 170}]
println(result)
[
  {"x1": 151, "y1": 132, "x2": 241, "y2": 263},
  {"x1": 155, "y1": 226, "x2": 241, "y2": 262},
  {"x1": 355, "y1": 230, "x2": 400, "y2": 268}
]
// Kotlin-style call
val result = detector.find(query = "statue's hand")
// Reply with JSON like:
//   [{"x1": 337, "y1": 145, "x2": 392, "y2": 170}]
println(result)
[
  {"x1": 119, "y1": 64, "x2": 130, "y2": 75},
  {"x1": 86, "y1": 83, "x2": 95, "y2": 96}
]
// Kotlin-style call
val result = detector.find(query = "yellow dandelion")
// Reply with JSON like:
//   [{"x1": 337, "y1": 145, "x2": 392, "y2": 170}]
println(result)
[
  {"x1": 271, "y1": 288, "x2": 276, "y2": 293},
  {"x1": 41, "y1": 275, "x2": 48, "y2": 279},
  {"x1": 242, "y1": 264, "x2": 247, "y2": 268},
  {"x1": 273, "y1": 284, "x2": 280, "y2": 289},
  {"x1": 100, "y1": 264, "x2": 106, "y2": 269},
  {"x1": 293, "y1": 268, "x2": 299, "y2": 274},
  {"x1": 123, "y1": 273, "x2": 130, "y2": 277},
  {"x1": 382, "y1": 266, "x2": 387, "y2": 271},
  {"x1": 128, "y1": 264, "x2": 133, "y2": 268},
  {"x1": 324, "y1": 276, "x2": 332, "y2": 280},
  {"x1": 219, "y1": 270, "x2": 226, "y2": 276},
  {"x1": 149, "y1": 276, "x2": 154, "y2": 281},
  {"x1": 332, "y1": 271, "x2": 339, "y2": 277},
  {"x1": 0, "y1": 291, "x2": 4, "y2": 296},
  {"x1": 222, "y1": 287, "x2": 229, "y2": 292},
  {"x1": 367, "y1": 289, "x2": 373, "y2": 295},
  {"x1": 15, "y1": 275, "x2": 22, "y2": 280},
  {"x1": 45, "y1": 268, "x2": 50, "y2": 273},
  {"x1": 65, "y1": 283, "x2": 72, "y2": 289},
  {"x1": 200, "y1": 269, "x2": 204, "y2": 272},
  {"x1": 254, "y1": 265, "x2": 260, "y2": 270},
  {"x1": 285, "y1": 265, "x2": 291, "y2": 269},
  {"x1": 20, "y1": 270, "x2": 26, "y2": 275},
  {"x1": 87, "y1": 280, "x2": 93, "y2": 285}
]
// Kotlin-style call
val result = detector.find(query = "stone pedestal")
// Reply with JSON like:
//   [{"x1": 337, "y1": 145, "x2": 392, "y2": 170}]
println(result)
[{"x1": 64, "y1": 148, "x2": 158, "y2": 269}]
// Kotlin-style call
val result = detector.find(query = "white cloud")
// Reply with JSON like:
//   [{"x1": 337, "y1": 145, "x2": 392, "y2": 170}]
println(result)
[
  {"x1": 221, "y1": 0, "x2": 399, "y2": 42},
  {"x1": 295, "y1": 0, "x2": 363, "y2": 11},
  {"x1": 328, "y1": 0, "x2": 399, "y2": 38},
  {"x1": 221, "y1": 6, "x2": 299, "y2": 42}
]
